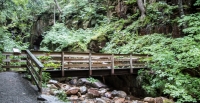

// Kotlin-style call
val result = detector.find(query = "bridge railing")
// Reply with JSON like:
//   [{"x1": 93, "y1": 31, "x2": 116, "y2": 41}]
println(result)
[
  {"x1": 2, "y1": 50, "x2": 43, "y2": 92},
  {"x1": 2, "y1": 50, "x2": 149, "y2": 77},
  {"x1": 27, "y1": 51, "x2": 149, "y2": 76},
  {"x1": 25, "y1": 50, "x2": 43, "y2": 92}
]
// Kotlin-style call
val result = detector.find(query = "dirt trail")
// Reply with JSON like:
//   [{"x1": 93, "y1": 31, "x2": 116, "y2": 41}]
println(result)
[{"x1": 0, "y1": 72, "x2": 39, "y2": 103}]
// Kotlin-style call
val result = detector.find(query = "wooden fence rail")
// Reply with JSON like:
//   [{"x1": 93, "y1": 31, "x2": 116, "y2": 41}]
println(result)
[{"x1": 2, "y1": 50, "x2": 149, "y2": 77}]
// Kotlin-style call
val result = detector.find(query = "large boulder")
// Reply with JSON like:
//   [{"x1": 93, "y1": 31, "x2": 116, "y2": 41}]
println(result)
[
  {"x1": 87, "y1": 88, "x2": 100, "y2": 98},
  {"x1": 66, "y1": 87, "x2": 80, "y2": 95}
]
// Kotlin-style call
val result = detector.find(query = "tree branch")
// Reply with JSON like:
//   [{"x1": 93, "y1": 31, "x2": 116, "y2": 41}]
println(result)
[{"x1": 54, "y1": 0, "x2": 62, "y2": 14}]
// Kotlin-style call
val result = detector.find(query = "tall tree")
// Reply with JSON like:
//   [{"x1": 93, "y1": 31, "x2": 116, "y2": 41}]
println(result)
[{"x1": 137, "y1": 0, "x2": 146, "y2": 20}]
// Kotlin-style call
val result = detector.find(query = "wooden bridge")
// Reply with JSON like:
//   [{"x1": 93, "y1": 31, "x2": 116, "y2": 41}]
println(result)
[{"x1": 2, "y1": 50, "x2": 150, "y2": 92}]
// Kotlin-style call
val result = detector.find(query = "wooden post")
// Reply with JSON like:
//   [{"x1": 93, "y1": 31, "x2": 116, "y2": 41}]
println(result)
[
  {"x1": 130, "y1": 54, "x2": 133, "y2": 73},
  {"x1": 61, "y1": 52, "x2": 64, "y2": 77},
  {"x1": 38, "y1": 67, "x2": 43, "y2": 92},
  {"x1": 89, "y1": 52, "x2": 92, "y2": 75},
  {"x1": 6, "y1": 55, "x2": 10, "y2": 71},
  {"x1": 111, "y1": 54, "x2": 114, "y2": 75}
]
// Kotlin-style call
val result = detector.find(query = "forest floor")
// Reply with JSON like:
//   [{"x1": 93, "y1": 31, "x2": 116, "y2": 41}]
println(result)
[{"x1": 0, "y1": 72, "x2": 39, "y2": 103}]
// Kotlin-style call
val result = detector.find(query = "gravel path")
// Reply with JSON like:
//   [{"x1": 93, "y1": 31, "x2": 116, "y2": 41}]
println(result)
[{"x1": 0, "y1": 72, "x2": 39, "y2": 103}]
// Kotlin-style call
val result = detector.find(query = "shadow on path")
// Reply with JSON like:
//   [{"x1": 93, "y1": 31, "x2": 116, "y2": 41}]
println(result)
[{"x1": 0, "y1": 72, "x2": 39, "y2": 103}]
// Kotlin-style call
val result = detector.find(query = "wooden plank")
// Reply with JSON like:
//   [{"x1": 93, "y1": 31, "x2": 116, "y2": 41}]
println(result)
[
  {"x1": 114, "y1": 54, "x2": 130, "y2": 56},
  {"x1": 92, "y1": 63, "x2": 112, "y2": 67},
  {"x1": 64, "y1": 54, "x2": 90, "y2": 57},
  {"x1": 3, "y1": 59, "x2": 26, "y2": 62},
  {"x1": 114, "y1": 64, "x2": 130, "y2": 66},
  {"x1": 64, "y1": 64, "x2": 89, "y2": 68},
  {"x1": 64, "y1": 59, "x2": 111, "y2": 62},
  {"x1": 26, "y1": 50, "x2": 44, "y2": 68},
  {"x1": 114, "y1": 58, "x2": 139, "y2": 61},
  {"x1": 2, "y1": 66, "x2": 26, "y2": 68}
]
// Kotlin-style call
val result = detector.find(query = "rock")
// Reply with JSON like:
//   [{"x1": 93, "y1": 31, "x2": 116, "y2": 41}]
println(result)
[
  {"x1": 104, "y1": 92, "x2": 112, "y2": 98},
  {"x1": 111, "y1": 90, "x2": 127, "y2": 98},
  {"x1": 60, "y1": 84, "x2": 70, "y2": 91},
  {"x1": 79, "y1": 78, "x2": 91, "y2": 84},
  {"x1": 155, "y1": 97, "x2": 174, "y2": 103},
  {"x1": 87, "y1": 88, "x2": 100, "y2": 98},
  {"x1": 111, "y1": 90, "x2": 118, "y2": 96},
  {"x1": 143, "y1": 97, "x2": 155, "y2": 103},
  {"x1": 37, "y1": 95, "x2": 47, "y2": 101},
  {"x1": 155, "y1": 97, "x2": 163, "y2": 103},
  {"x1": 54, "y1": 82, "x2": 62, "y2": 89},
  {"x1": 117, "y1": 91, "x2": 127, "y2": 98},
  {"x1": 77, "y1": 92, "x2": 82, "y2": 97},
  {"x1": 101, "y1": 97, "x2": 112, "y2": 103},
  {"x1": 48, "y1": 80, "x2": 58, "y2": 84},
  {"x1": 113, "y1": 97, "x2": 125, "y2": 103},
  {"x1": 77, "y1": 78, "x2": 85, "y2": 86},
  {"x1": 98, "y1": 88, "x2": 107, "y2": 95},
  {"x1": 132, "y1": 100, "x2": 145, "y2": 103},
  {"x1": 91, "y1": 81, "x2": 107, "y2": 88},
  {"x1": 38, "y1": 94, "x2": 65, "y2": 103},
  {"x1": 82, "y1": 99, "x2": 95, "y2": 103},
  {"x1": 49, "y1": 89, "x2": 62, "y2": 95},
  {"x1": 128, "y1": 96, "x2": 141, "y2": 101},
  {"x1": 161, "y1": 97, "x2": 174, "y2": 103},
  {"x1": 50, "y1": 84, "x2": 58, "y2": 89},
  {"x1": 79, "y1": 97, "x2": 84, "y2": 101},
  {"x1": 69, "y1": 95, "x2": 78, "y2": 100},
  {"x1": 66, "y1": 87, "x2": 80, "y2": 95},
  {"x1": 69, "y1": 77, "x2": 78, "y2": 85},
  {"x1": 80, "y1": 86, "x2": 87, "y2": 94},
  {"x1": 96, "y1": 98, "x2": 107, "y2": 103}
]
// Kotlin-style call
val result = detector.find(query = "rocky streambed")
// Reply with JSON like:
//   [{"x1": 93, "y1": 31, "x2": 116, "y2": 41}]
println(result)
[{"x1": 38, "y1": 77, "x2": 174, "y2": 103}]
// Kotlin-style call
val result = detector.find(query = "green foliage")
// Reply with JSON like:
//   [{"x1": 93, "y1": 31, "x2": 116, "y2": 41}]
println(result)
[
  {"x1": 105, "y1": 33, "x2": 200, "y2": 102},
  {"x1": 124, "y1": 0, "x2": 137, "y2": 4},
  {"x1": 42, "y1": 72, "x2": 51, "y2": 86},
  {"x1": 41, "y1": 23, "x2": 95, "y2": 52},
  {"x1": 146, "y1": 1, "x2": 177, "y2": 24},
  {"x1": 0, "y1": 27, "x2": 28, "y2": 52},
  {"x1": 57, "y1": 91, "x2": 68, "y2": 102},
  {"x1": 60, "y1": 0, "x2": 107, "y2": 28},
  {"x1": 194, "y1": 0, "x2": 200, "y2": 6},
  {"x1": 87, "y1": 76, "x2": 98, "y2": 83},
  {"x1": 38, "y1": 55, "x2": 60, "y2": 70},
  {"x1": 178, "y1": 13, "x2": 200, "y2": 35}
]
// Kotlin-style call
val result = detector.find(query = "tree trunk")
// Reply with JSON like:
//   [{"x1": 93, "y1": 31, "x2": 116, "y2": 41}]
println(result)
[
  {"x1": 54, "y1": 0, "x2": 62, "y2": 14},
  {"x1": 178, "y1": 0, "x2": 187, "y2": 34},
  {"x1": 137, "y1": 0, "x2": 146, "y2": 20},
  {"x1": 178, "y1": 0, "x2": 184, "y2": 17}
]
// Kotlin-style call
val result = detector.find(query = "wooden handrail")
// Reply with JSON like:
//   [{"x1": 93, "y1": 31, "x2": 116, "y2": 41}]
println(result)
[
  {"x1": 25, "y1": 50, "x2": 43, "y2": 92},
  {"x1": 26, "y1": 50, "x2": 44, "y2": 68},
  {"x1": 2, "y1": 50, "x2": 149, "y2": 77}
]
